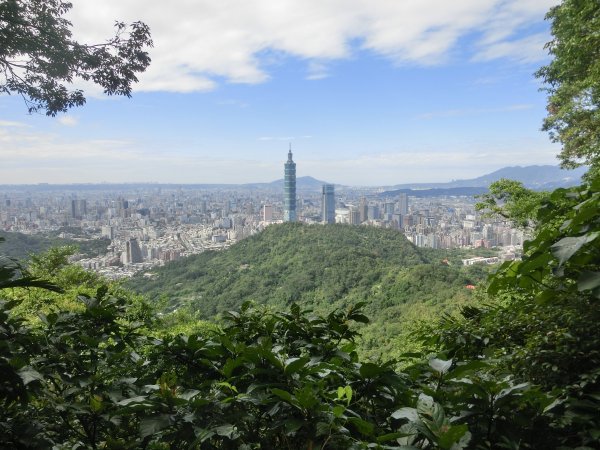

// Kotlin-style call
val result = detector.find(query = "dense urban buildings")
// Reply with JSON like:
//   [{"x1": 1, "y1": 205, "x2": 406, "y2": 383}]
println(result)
[
  {"x1": 0, "y1": 176, "x2": 525, "y2": 280},
  {"x1": 283, "y1": 147, "x2": 296, "y2": 222}
]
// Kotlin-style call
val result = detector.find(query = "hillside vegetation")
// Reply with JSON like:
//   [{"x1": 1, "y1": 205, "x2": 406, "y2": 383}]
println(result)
[
  {"x1": 127, "y1": 223, "x2": 490, "y2": 359},
  {"x1": 0, "y1": 230, "x2": 110, "y2": 260}
]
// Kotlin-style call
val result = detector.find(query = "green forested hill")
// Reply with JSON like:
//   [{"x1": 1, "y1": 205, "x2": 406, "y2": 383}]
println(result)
[
  {"x1": 0, "y1": 230, "x2": 110, "y2": 260},
  {"x1": 129, "y1": 223, "x2": 425, "y2": 312},
  {"x1": 127, "y1": 223, "x2": 489, "y2": 358}
]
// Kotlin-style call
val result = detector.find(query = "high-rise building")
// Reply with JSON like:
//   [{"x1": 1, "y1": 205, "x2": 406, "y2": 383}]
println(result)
[
  {"x1": 321, "y1": 184, "x2": 335, "y2": 224},
  {"x1": 70, "y1": 199, "x2": 87, "y2": 219},
  {"x1": 262, "y1": 204, "x2": 273, "y2": 222},
  {"x1": 367, "y1": 205, "x2": 379, "y2": 221},
  {"x1": 359, "y1": 197, "x2": 368, "y2": 223},
  {"x1": 398, "y1": 193, "x2": 408, "y2": 215},
  {"x1": 123, "y1": 238, "x2": 143, "y2": 264},
  {"x1": 348, "y1": 206, "x2": 361, "y2": 225},
  {"x1": 283, "y1": 146, "x2": 296, "y2": 222},
  {"x1": 101, "y1": 225, "x2": 115, "y2": 239}
]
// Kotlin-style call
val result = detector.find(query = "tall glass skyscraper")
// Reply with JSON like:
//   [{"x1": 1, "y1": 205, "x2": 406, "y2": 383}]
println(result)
[
  {"x1": 322, "y1": 184, "x2": 335, "y2": 224},
  {"x1": 283, "y1": 147, "x2": 296, "y2": 222}
]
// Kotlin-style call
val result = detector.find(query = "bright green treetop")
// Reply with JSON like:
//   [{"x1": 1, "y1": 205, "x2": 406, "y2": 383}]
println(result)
[{"x1": 537, "y1": 0, "x2": 600, "y2": 168}]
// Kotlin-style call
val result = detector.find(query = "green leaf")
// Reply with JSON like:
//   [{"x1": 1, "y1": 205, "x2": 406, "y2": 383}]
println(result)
[
  {"x1": 291, "y1": 303, "x2": 300, "y2": 316},
  {"x1": 193, "y1": 428, "x2": 215, "y2": 443},
  {"x1": 376, "y1": 432, "x2": 413, "y2": 443},
  {"x1": 446, "y1": 361, "x2": 488, "y2": 379},
  {"x1": 332, "y1": 405, "x2": 346, "y2": 418},
  {"x1": 271, "y1": 388, "x2": 293, "y2": 403},
  {"x1": 551, "y1": 233, "x2": 599, "y2": 266},
  {"x1": 497, "y1": 382, "x2": 529, "y2": 400},
  {"x1": 431, "y1": 402, "x2": 446, "y2": 428},
  {"x1": 535, "y1": 289, "x2": 557, "y2": 305},
  {"x1": 119, "y1": 394, "x2": 149, "y2": 405},
  {"x1": 391, "y1": 407, "x2": 418, "y2": 422},
  {"x1": 429, "y1": 358, "x2": 452, "y2": 375},
  {"x1": 180, "y1": 389, "x2": 201, "y2": 400},
  {"x1": 449, "y1": 430, "x2": 471, "y2": 450},
  {"x1": 350, "y1": 313, "x2": 370, "y2": 323},
  {"x1": 316, "y1": 421, "x2": 330, "y2": 436},
  {"x1": 295, "y1": 385, "x2": 318, "y2": 410},
  {"x1": 222, "y1": 357, "x2": 244, "y2": 378},
  {"x1": 438, "y1": 424, "x2": 469, "y2": 449},
  {"x1": 416, "y1": 394, "x2": 436, "y2": 417},
  {"x1": 284, "y1": 418, "x2": 303, "y2": 433},
  {"x1": 542, "y1": 398, "x2": 563, "y2": 413},
  {"x1": 90, "y1": 394, "x2": 103, "y2": 412},
  {"x1": 284, "y1": 356, "x2": 309, "y2": 375},
  {"x1": 17, "y1": 366, "x2": 43, "y2": 385},
  {"x1": 347, "y1": 417, "x2": 374, "y2": 436},
  {"x1": 578, "y1": 271, "x2": 600, "y2": 292},
  {"x1": 140, "y1": 415, "x2": 171, "y2": 438},
  {"x1": 216, "y1": 381, "x2": 238, "y2": 393},
  {"x1": 344, "y1": 385, "x2": 353, "y2": 405},
  {"x1": 359, "y1": 362, "x2": 385, "y2": 378},
  {"x1": 214, "y1": 424, "x2": 238, "y2": 439}
]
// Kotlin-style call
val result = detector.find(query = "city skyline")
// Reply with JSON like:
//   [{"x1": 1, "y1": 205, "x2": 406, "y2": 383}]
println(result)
[
  {"x1": 1, "y1": 0, "x2": 562, "y2": 186},
  {"x1": 0, "y1": 175, "x2": 523, "y2": 279}
]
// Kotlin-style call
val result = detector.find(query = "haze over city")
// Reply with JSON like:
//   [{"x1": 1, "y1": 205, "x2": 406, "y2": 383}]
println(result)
[{"x1": 1, "y1": 0, "x2": 561, "y2": 186}]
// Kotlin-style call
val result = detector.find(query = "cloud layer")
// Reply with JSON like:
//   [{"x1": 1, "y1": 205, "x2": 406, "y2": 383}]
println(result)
[
  {"x1": 67, "y1": 0, "x2": 556, "y2": 93},
  {"x1": 0, "y1": 121, "x2": 558, "y2": 185}
]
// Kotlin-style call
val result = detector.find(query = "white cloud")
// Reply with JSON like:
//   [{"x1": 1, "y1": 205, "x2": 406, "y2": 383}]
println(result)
[
  {"x1": 473, "y1": 33, "x2": 550, "y2": 63},
  {"x1": 478, "y1": 0, "x2": 556, "y2": 46},
  {"x1": 217, "y1": 99, "x2": 249, "y2": 108},
  {"x1": 473, "y1": 75, "x2": 505, "y2": 85},
  {"x1": 66, "y1": 0, "x2": 555, "y2": 94},
  {"x1": 258, "y1": 135, "x2": 312, "y2": 141},
  {"x1": 416, "y1": 104, "x2": 534, "y2": 119},
  {"x1": 0, "y1": 120, "x2": 28, "y2": 127},
  {"x1": 0, "y1": 120, "x2": 559, "y2": 185},
  {"x1": 306, "y1": 61, "x2": 331, "y2": 80},
  {"x1": 57, "y1": 115, "x2": 78, "y2": 126}
]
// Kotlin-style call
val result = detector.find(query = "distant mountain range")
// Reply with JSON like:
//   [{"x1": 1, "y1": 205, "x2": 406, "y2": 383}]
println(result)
[
  {"x1": 0, "y1": 176, "x2": 331, "y2": 192},
  {"x1": 266, "y1": 165, "x2": 586, "y2": 193},
  {"x1": 244, "y1": 176, "x2": 328, "y2": 191},
  {"x1": 377, "y1": 187, "x2": 489, "y2": 198},
  {"x1": 388, "y1": 165, "x2": 587, "y2": 190},
  {"x1": 0, "y1": 165, "x2": 587, "y2": 192}
]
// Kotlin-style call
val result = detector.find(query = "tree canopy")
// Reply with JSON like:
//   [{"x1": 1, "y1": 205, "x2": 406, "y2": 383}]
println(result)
[
  {"x1": 475, "y1": 178, "x2": 546, "y2": 228},
  {"x1": 0, "y1": 0, "x2": 152, "y2": 115},
  {"x1": 537, "y1": 0, "x2": 600, "y2": 168}
]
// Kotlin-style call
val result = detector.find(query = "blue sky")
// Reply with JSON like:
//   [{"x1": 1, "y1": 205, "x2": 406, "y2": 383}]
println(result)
[{"x1": 1, "y1": 0, "x2": 562, "y2": 186}]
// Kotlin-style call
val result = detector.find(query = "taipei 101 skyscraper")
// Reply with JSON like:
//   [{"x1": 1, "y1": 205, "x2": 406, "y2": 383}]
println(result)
[{"x1": 283, "y1": 145, "x2": 296, "y2": 222}]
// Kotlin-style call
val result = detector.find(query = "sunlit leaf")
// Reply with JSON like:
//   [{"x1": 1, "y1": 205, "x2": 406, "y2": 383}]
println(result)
[
  {"x1": 429, "y1": 358, "x2": 452, "y2": 375},
  {"x1": 551, "y1": 233, "x2": 599, "y2": 266}
]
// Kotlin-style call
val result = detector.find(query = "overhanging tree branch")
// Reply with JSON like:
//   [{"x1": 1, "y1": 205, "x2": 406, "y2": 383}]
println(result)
[{"x1": 0, "y1": 0, "x2": 152, "y2": 115}]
